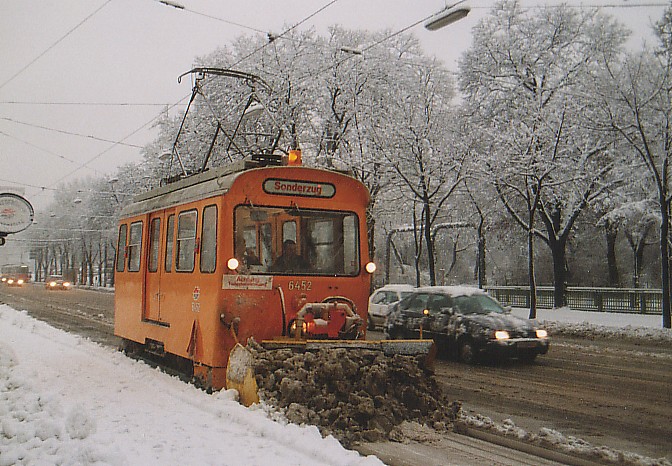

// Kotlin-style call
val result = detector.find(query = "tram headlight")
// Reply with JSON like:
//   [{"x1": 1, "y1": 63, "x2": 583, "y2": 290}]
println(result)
[
  {"x1": 227, "y1": 257, "x2": 240, "y2": 271},
  {"x1": 365, "y1": 262, "x2": 376, "y2": 274}
]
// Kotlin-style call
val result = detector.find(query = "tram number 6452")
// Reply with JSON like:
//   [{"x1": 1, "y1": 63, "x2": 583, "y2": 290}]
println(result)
[{"x1": 288, "y1": 280, "x2": 312, "y2": 291}]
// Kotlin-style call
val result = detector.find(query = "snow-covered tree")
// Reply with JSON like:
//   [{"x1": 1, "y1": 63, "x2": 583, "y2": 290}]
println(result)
[
  {"x1": 591, "y1": 6, "x2": 672, "y2": 327},
  {"x1": 459, "y1": 1, "x2": 628, "y2": 315}
]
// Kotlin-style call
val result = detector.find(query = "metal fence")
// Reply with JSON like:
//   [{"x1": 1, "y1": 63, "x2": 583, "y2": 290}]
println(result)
[{"x1": 484, "y1": 286, "x2": 663, "y2": 315}]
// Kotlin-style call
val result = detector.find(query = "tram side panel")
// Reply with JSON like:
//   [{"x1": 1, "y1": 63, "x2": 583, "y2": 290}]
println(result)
[{"x1": 114, "y1": 166, "x2": 374, "y2": 390}]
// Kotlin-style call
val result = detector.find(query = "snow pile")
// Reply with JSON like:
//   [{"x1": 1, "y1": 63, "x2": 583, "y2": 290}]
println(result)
[
  {"x1": 461, "y1": 413, "x2": 671, "y2": 466},
  {"x1": 0, "y1": 305, "x2": 382, "y2": 466},
  {"x1": 250, "y1": 343, "x2": 461, "y2": 447},
  {"x1": 541, "y1": 320, "x2": 672, "y2": 343}
]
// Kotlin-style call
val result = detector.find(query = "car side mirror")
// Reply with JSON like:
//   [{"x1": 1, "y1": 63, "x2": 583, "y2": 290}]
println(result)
[{"x1": 504, "y1": 306, "x2": 512, "y2": 313}]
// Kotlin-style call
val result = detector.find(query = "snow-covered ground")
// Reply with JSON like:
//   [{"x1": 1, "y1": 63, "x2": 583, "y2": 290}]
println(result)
[
  {"x1": 0, "y1": 302, "x2": 670, "y2": 465},
  {"x1": 0, "y1": 304, "x2": 382, "y2": 466},
  {"x1": 510, "y1": 306, "x2": 672, "y2": 342}
]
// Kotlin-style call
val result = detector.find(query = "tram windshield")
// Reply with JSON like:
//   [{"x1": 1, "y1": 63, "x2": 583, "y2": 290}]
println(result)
[{"x1": 234, "y1": 205, "x2": 360, "y2": 276}]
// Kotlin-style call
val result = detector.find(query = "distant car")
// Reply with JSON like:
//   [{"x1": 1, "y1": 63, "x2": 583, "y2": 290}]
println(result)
[
  {"x1": 385, "y1": 286, "x2": 549, "y2": 364},
  {"x1": 5, "y1": 276, "x2": 25, "y2": 287},
  {"x1": 367, "y1": 284, "x2": 415, "y2": 330},
  {"x1": 45, "y1": 275, "x2": 71, "y2": 290}
]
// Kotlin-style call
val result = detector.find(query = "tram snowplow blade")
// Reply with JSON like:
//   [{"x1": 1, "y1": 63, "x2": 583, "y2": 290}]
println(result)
[
  {"x1": 261, "y1": 339, "x2": 437, "y2": 372},
  {"x1": 226, "y1": 343, "x2": 260, "y2": 406},
  {"x1": 226, "y1": 338, "x2": 437, "y2": 407}
]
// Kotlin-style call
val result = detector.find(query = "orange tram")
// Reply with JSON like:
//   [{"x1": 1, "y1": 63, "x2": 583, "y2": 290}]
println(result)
[{"x1": 114, "y1": 155, "x2": 380, "y2": 391}]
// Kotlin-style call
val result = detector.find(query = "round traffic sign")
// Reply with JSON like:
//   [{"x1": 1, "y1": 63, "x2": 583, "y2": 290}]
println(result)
[{"x1": 0, "y1": 193, "x2": 34, "y2": 234}]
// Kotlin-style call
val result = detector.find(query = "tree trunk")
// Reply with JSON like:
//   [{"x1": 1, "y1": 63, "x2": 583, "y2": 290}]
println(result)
[
  {"x1": 477, "y1": 218, "x2": 487, "y2": 287},
  {"x1": 424, "y1": 197, "x2": 436, "y2": 286},
  {"x1": 634, "y1": 242, "x2": 645, "y2": 288},
  {"x1": 660, "y1": 198, "x2": 671, "y2": 328},
  {"x1": 549, "y1": 235, "x2": 568, "y2": 308},
  {"x1": 528, "y1": 225, "x2": 537, "y2": 319},
  {"x1": 605, "y1": 220, "x2": 619, "y2": 287}
]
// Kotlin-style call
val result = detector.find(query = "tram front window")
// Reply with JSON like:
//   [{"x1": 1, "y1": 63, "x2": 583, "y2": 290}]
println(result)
[{"x1": 234, "y1": 206, "x2": 360, "y2": 276}]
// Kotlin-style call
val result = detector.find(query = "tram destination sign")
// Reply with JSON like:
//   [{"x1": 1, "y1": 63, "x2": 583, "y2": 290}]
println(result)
[
  {"x1": 263, "y1": 179, "x2": 335, "y2": 198},
  {"x1": 0, "y1": 193, "x2": 34, "y2": 234}
]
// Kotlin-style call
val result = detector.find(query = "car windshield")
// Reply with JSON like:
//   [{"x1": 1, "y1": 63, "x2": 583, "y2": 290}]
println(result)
[{"x1": 453, "y1": 295, "x2": 505, "y2": 315}]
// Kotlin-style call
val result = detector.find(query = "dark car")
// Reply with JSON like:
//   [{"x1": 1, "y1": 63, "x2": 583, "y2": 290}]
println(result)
[
  {"x1": 45, "y1": 275, "x2": 71, "y2": 290},
  {"x1": 385, "y1": 286, "x2": 549, "y2": 364}
]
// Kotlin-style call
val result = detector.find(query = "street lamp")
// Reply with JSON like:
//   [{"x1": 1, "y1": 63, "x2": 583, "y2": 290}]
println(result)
[{"x1": 424, "y1": 1, "x2": 470, "y2": 31}]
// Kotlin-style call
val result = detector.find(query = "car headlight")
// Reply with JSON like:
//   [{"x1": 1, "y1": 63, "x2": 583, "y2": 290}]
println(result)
[
  {"x1": 63, "y1": 282, "x2": 71, "y2": 287},
  {"x1": 17, "y1": 279, "x2": 24, "y2": 285},
  {"x1": 494, "y1": 330, "x2": 510, "y2": 340},
  {"x1": 536, "y1": 329, "x2": 548, "y2": 338},
  {"x1": 50, "y1": 281, "x2": 56, "y2": 287}
]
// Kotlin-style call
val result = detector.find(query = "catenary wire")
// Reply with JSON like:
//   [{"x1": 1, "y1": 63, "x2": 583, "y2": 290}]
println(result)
[{"x1": 0, "y1": 0, "x2": 113, "y2": 92}]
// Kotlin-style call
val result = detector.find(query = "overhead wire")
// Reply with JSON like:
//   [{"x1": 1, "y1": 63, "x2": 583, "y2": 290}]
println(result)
[
  {"x1": 37, "y1": 0, "x2": 343, "y2": 189},
  {"x1": 0, "y1": 117, "x2": 144, "y2": 148},
  {"x1": 6, "y1": 0, "x2": 668, "y2": 194},
  {"x1": 0, "y1": 129, "x2": 104, "y2": 176},
  {"x1": 0, "y1": 0, "x2": 113, "y2": 92},
  {"x1": 0, "y1": 101, "x2": 171, "y2": 107}
]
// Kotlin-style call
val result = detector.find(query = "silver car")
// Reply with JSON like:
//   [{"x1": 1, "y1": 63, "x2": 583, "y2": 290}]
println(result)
[{"x1": 367, "y1": 284, "x2": 414, "y2": 330}]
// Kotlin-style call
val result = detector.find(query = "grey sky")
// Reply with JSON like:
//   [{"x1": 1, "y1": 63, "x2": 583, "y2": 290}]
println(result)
[{"x1": 0, "y1": 0, "x2": 667, "y2": 210}]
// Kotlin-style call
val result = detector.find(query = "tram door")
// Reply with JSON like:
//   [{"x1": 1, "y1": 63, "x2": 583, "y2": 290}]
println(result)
[{"x1": 144, "y1": 212, "x2": 165, "y2": 323}]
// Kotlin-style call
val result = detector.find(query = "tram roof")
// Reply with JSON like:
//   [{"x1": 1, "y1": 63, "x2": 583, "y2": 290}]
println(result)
[{"x1": 119, "y1": 159, "x2": 362, "y2": 218}]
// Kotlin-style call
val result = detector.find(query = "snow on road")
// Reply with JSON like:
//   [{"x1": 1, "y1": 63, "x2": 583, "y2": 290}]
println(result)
[
  {"x1": 1, "y1": 301, "x2": 670, "y2": 465},
  {"x1": 0, "y1": 304, "x2": 381, "y2": 466}
]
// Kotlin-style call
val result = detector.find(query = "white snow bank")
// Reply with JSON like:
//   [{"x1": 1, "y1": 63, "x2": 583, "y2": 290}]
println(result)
[
  {"x1": 510, "y1": 306, "x2": 672, "y2": 342},
  {"x1": 0, "y1": 305, "x2": 381, "y2": 466}
]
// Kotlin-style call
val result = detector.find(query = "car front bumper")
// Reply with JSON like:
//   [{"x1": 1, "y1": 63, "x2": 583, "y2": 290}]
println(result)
[{"x1": 482, "y1": 337, "x2": 549, "y2": 357}]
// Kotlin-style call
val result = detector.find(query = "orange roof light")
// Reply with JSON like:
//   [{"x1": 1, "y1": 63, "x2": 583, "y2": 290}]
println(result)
[{"x1": 287, "y1": 149, "x2": 302, "y2": 166}]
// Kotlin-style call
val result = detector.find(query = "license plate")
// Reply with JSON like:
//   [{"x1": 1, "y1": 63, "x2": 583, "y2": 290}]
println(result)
[{"x1": 517, "y1": 341, "x2": 537, "y2": 348}]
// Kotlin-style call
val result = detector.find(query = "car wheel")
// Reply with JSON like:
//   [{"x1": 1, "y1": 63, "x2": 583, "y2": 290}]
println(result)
[
  {"x1": 458, "y1": 338, "x2": 477, "y2": 365},
  {"x1": 367, "y1": 314, "x2": 375, "y2": 330}
]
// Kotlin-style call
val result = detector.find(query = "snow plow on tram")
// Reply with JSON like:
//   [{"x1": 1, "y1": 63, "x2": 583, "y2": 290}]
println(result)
[{"x1": 113, "y1": 68, "x2": 435, "y2": 405}]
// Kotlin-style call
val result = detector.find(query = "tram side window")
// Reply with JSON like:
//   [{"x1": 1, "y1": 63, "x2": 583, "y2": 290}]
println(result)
[
  {"x1": 128, "y1": 222, "x2": 143, "y2": 272},
  {"x1": 200, "y1": 205, "x2": 217, "y2": 273},
  {"x1": 116, "y1": 224, "x2": 127, "y2": 272},
  {"x1": 343, "y1": 215, "x2": 358, "y2": 275},
  {"x1": 148, "y1": 218, "x2": 161, "y2": 273},
  {"x1": 177, "y1": 210, "x2": 197, "y2": 272},
  {"x1": 260, "y1": 223, "x2": 272, "y2": 268},
  {"x1": 165, "y1": 214, "x2": 174, "y2": 272}
]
